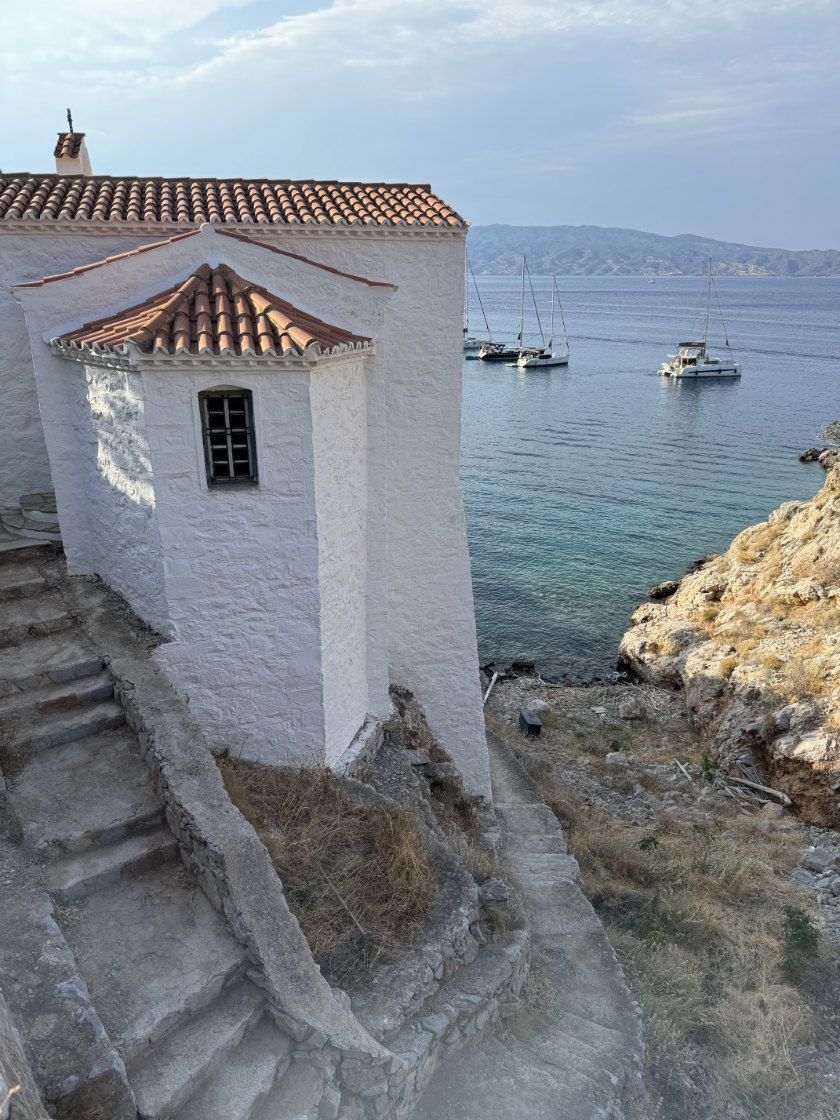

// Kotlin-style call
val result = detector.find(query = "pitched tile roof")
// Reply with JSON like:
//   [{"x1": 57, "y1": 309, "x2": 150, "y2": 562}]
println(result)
[
  {"x1": 52, "y1": 264, "x2": 372, "y2": 359},
  {"x1": 0, "y1": 176, "x2": 465, "y2": 228},
  {"x1": 54, "y1": 134, "x2": 85, "y2": 160},
  {"x1": 15, "y1": 225, "x2": 395, "y2": 289}
]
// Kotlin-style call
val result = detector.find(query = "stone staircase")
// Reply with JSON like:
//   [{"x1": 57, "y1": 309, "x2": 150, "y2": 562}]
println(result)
[
  {"x1": 0, "y1": 550, "x2": 303, "y2": 1120},
  {"x1": 0, "y1": 491, "x2": 61, "y2": 549}
]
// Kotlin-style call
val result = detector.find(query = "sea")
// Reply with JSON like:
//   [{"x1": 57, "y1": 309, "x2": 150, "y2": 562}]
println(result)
[{"x1": 461, "y1": 275, "x2": 839, "y2": 680}]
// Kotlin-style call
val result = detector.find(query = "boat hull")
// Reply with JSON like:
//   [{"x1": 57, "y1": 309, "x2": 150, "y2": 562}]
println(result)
[
  {"x1": 515, "y1": 354, "x2": 570, "y2": 368},
  {"x1": 660, "y1": 364, "x2": 740, "y2": 378}
]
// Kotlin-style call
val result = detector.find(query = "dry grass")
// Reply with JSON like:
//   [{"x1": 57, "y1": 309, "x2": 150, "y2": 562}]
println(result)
[
  {"x1": 778, "y1": 658, "x2": 828, "y2": 700},
  {"x1": 218, "y1": 758, "x2": 435, "y2": 989},
  {"x1": 719, "y1": 655, "x2": 738, "y2": 678},
  {"x1": 561, "y1": 810, "x2": 815, "y2": 1119}
]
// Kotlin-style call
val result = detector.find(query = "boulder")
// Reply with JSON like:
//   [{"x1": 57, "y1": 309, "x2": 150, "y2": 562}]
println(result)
[
  {"x1": 789, "y1": 577, "x2": 828, "y2": 604},
  {"x1": 604, "y1": 752, "x2": 630, "y2": 769},
  {"x1": 618, "y1": 697, "x2": 646, "y2": 720},
  {"x1": 768, "y1": 500, "x2": 802, "y2": 523},
  {"x1": 478, "y1": 877, "x2": 510, "y2": 905},
  {"x1": 801, "y1": 847, "x2": 840, "y2": 874},
  {"x1": 649, "y1": 580, "x2": 679, "y2": 600},
  {"x1": 526, "y1": 699, "x2": 552, "y2": 716},
  {"x1": 510, "y1": 658, "x2": 536, "y2": 674}
]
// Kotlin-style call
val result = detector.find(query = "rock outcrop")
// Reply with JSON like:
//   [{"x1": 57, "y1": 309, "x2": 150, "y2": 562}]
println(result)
[{"x1": 619, "y1": 467, "x2": 840, "y2": 827}]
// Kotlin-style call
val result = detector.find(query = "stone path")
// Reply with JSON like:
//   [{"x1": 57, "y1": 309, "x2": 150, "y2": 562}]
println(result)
[
  {"x1": 412, "y1": 732, "x2": 647, "y2": 1120},
  {"x1": 0, "y1": 549, "x2": 299, "y2": 1120}
]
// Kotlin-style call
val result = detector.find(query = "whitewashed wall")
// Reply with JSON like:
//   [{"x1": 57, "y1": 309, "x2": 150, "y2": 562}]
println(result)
[
  {"x1": 11, "y1": 223, "x2": 491, "y2": 797},
  {"x1": 76, "y1": 363, "x2": 170, "y2": 633},
  {"x1": 147, "y1": 366, "x2": 328, "y2": 762},
  {"x1": 310, "y1": 357, "x2": 369, "y2": 765},
  {"x1": 258, "y1": 232, "x2": 492, "y2": 799},
  {"x1": 0, "y1": 231, "x2": 190, "y2": 507}
]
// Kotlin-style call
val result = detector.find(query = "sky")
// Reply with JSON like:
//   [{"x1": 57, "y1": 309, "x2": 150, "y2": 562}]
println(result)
[{"x1": 1, "y1": 1, "x2": 837, "y2": 249}]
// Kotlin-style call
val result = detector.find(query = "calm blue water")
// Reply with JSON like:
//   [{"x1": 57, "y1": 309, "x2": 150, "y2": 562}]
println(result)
[{"x1": 461, "y1": 276, "x2": 839, "y2": 679}]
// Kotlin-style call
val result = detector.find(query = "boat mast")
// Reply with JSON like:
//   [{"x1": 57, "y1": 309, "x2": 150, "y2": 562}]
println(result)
[
  {"x1": 467, "y1": 254, "x2": 492, "y2": 341},
  {"x1": 463, "y1": 248, "x2": 469, "y2": 339},
  {"x1": 548, "y1": 277, "x2": 555, "y2": 349},
  {"x1": 701, "y1": 257, "x2": 712, "y2": 353},
  {"x1": 517, "y1": 257, "x2": 526, "y2": 351}
]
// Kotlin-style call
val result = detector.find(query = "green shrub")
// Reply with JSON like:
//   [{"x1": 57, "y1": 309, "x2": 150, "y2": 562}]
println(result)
[{"x1": 780, "y1": 905, "x2": 820, "y2": 982}]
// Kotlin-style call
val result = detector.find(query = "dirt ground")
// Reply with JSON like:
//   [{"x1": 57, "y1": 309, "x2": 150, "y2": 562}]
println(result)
[{"x1": 483, "y1": 674, "x2": 840, "y2": 1120}]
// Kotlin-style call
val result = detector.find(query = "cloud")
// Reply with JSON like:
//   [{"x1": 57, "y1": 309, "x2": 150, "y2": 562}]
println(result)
[{"x1": 4, "y1": 0, "x2": 831, "y2": 92}]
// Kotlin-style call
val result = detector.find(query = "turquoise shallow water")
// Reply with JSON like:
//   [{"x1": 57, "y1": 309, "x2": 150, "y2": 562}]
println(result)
[{"x1": 461, "y1": 275, "x2": 839, "y2": 679}]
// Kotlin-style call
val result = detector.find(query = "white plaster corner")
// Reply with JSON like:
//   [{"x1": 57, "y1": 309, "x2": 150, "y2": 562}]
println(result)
[{"x1": 334, "y1": 715, "x2": 384, "y2": 778}]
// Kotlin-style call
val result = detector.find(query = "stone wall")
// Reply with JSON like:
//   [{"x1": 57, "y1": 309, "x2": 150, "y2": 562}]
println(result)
[{"x1": 0, "y1": 988, "x2": 48, "y2": 1120}]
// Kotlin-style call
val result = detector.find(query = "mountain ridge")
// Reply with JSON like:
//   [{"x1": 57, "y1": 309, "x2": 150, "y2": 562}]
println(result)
[{"x1": 466, "y1": 223, "x2": 840, "y2": 276}]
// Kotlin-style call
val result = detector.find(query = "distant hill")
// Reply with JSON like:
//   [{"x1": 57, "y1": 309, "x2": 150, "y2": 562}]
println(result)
[{"x1": 466, "y1": 224, "x2": 840, "y2": 276}]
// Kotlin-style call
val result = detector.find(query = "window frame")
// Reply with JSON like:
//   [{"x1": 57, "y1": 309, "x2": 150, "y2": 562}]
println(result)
[{"x1": 198, "y1": 389, "x2": 259, "y2": 487}]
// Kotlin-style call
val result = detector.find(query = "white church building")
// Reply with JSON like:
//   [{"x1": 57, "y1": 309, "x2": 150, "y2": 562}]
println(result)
[{"x1": 0, "y1": 132, "x2": 491, "y2": 799}]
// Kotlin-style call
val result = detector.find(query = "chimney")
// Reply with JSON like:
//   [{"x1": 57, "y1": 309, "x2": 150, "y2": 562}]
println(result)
[{"x1": 54, "y1": 132, "x2": 91, "y2": 176}]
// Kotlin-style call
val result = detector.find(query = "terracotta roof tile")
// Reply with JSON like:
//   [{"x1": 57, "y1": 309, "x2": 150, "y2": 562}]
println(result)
[
  {"x1": 0, "y1": 175, "x2": 465, "y2": 228},
  {"x1": 53, "y1": 133, "x2": 85, "y2": 160},
  {"x1": 51, "y1": 264, "x2": 373, "y2": 359}
]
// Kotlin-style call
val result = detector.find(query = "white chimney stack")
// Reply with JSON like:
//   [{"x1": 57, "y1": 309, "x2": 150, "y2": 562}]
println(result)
[{"x1": 54, "y1": 131, "x2": 92, "y2": 176}]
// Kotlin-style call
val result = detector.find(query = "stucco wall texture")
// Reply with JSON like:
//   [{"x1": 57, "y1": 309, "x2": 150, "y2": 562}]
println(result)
[{"x1": 8, "y1": 223, "x2": 491, "y2": 798}]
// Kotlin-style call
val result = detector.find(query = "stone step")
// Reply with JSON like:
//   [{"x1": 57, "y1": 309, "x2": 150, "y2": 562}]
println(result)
[
  {"x1": 0, "y1": 531, "x2": 46, "y2": 556},
  {"x1": 60, "y1": 863, "x2": 249, "y2": 1065},
  {"x1": 130, "y1": 981, "x2": 266, "y2": 1120},
  {"x1": 44, "y1": 827, "x2": 179, "y2": 903},
  {"x1": 11, "y1": 728, "x2": 165, "y2": 857},
  {"x1": 0, "y1": 671, "x2": 114, "y2": 721},
  {"x1": 0, "y1": 593, "x2": 75, "y2": 647},
  {"x1": 0, "y1": 562, "x2": 46, "y2": 602},
  {"x1": 0, "y1": 633, "x2": 102, "y2": 694},
  {"x1": 19, "y1": 492, "x2": 58, "y2": 525},
  {"x1": 250, "y1": 1059, "x2": 326, "y2": 1120},
  {"x1": 177, "y1": 1016, "x2": 292, "y2": 1120},
  {"x1": 0, "y1": 509, "x2": 61, "y2": 541},
  {"x1": 15, "y1": 699, "x2": 126, "y2": 753}
]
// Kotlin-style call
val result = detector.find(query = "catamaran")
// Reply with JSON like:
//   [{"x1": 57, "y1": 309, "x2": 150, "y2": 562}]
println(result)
[{"x1": 659, "y1": 259, "x2": 740, "y2": 379}]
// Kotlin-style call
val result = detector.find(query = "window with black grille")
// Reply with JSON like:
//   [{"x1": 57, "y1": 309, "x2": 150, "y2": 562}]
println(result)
[{"x1": 199, "y1": 390, "x2": 258, "y2": 486}]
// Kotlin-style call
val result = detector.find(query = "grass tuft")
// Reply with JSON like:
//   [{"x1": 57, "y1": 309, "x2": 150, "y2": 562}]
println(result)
[{"x1": 218, "y1": 758, "x2": 435, "y2": 989}]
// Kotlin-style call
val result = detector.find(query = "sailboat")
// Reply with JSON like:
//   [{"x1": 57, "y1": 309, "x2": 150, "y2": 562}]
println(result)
[
  {"x1": 658, "y1": 259, "x2": 740, "y2": 379},
  {"x1": 463, "y1": 254, "x2": 493, "y2": 353},
  {"x1": 517, "y1": 275, "x2": 570, "y2": 368},
  {"x1": 478, "y1": 257, "x2": 528, "y2": 361}
]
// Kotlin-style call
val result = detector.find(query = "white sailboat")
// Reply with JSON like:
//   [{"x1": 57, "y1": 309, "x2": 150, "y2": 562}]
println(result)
[
  {"x1": 504, "y1": 260, "x2": 570, "y2": 370},
  {"x1": 517, "y1": 274, "x2": 570, "y2": 368},
  {"x1": 659, "y1": 259, "x2": 740, "y2": 379}
]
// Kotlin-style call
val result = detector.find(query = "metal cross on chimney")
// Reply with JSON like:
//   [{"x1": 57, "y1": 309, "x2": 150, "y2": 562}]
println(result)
[{"x1": 66, "y1": 108, "x2": 74, "y2": 133}]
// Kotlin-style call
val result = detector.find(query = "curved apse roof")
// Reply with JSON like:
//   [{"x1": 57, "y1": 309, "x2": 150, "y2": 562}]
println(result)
[{"x1": 51, "y1": 264, "x2": 373, "y2": 360}]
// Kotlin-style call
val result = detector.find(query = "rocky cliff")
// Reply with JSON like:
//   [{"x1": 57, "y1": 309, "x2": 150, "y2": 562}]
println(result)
[{"x1": 619, "y1": 466, "x2": 840, "y2": 827}]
